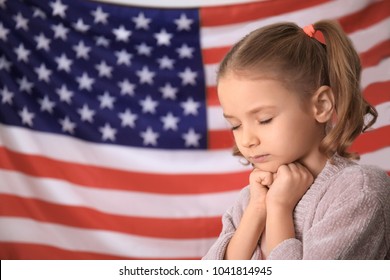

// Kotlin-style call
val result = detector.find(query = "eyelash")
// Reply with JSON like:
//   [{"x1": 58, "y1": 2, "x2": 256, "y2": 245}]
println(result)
[
  {"x1": 231, "y1": 118, "x2": 273, "y2": 131},
  {"x1": 259, "y1": 118, "x2": 273, "y2": 125}
]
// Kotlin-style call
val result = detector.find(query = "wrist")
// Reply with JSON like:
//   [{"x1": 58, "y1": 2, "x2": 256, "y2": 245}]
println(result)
[
  {"x1": 266, "y1": 202, "x2": 294, "y2": 216},
  {"x1": 247, "y1": 199, "x2": 267, "y2": 213}
]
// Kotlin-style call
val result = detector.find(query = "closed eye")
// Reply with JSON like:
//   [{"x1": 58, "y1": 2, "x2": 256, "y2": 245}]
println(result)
[
  {"x1": 259, "y1": 118, "x2": 272, "y2": 125},
  {"x1": 231, "y1": 124, "x2": 241, "y2": 131}
]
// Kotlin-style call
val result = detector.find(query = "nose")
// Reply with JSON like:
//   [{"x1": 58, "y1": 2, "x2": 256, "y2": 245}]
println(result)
[{"x1": 241, "y1": 126, "x2": 260, "y2": 148}]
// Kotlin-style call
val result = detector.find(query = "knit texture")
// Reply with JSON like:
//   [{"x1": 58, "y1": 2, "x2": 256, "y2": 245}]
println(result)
[{"x1": 202, "y1": 155, "x2": 390, "y2": 260}]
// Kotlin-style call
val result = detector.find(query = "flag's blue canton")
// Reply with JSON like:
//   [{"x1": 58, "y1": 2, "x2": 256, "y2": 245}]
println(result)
[{"x1": 0, "y1": 0, "x2": 207, "y2": 149}]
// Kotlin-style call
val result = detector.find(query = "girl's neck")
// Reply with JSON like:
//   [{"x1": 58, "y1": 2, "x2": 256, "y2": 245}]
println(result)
[{"x1": 299, "y1": 150, "x2": 329, "y2": 178}]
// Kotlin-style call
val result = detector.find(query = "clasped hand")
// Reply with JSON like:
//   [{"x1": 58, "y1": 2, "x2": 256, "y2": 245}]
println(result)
[{"x1": 249, "y1": 162, "x2": 314, "y2": 212}]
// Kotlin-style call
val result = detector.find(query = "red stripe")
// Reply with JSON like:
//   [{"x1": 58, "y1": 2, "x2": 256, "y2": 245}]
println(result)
[
  {"x1": 363, "y1": 81, "x2": 390, "y2": 106},
  {"x1": 338, "y1": 1, "x2": 390, "y2": 34},
  {"x1": 207, "y1": 86, "x2": 219, "y2": 106},
  {"x1": 0, "y1": 242, "x2": 198, "y2": 260},
  {"x1": 360, "y1": 39, "x2": 390, "y2": 68},
  {"x1": 202, "y1": 46, "x2": 230, "y2": 65},
  {"x1": 200, "y1": 0, "x2": 330, "y2": 27},
  {"x1": 0, "y1": 147, "x2": 247, "y2": 194},
  {"x1": 350, "y1": 125, "x2": 390, "y2": 155},
  {"x1": 208, "y1": 130, "x2": 234, "y2": 150},
  {"x1": 0, "y1": 194, "x2": 221, "y2": 239}
]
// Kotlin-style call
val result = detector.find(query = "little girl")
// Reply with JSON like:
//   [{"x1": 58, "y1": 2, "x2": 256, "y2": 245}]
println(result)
[{"x1": 202, "y1": 20, "x2": 390, "y2": 260}]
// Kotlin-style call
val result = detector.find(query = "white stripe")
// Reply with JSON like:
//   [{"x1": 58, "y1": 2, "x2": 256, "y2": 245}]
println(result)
[
  {"x1": 0, "y1": 217, "x2": 214, "y2": 258},
  {"x1": 350, "y1": 17, "x2": 390, "y2": 53},
  {"x1": 361, "y1": 58, "x2": 390, "y2": 89},
  {"x1": 0, "y1": 170, "x2": 239, "y2": 218},
  {"x1": 371, "y1": 101, "x2": 390, "y2": 130},
  {"x1": 0, "y1": 124, "x2": 249, "y2": 174},
  {"x1": 200, "y1": 0, "x2": 371, "y2": 48},
  {"x1": 92, "y1": 0, "x2": 261, "y2": 8},
  {"x1": 359, "y1": 146, "x2": 390, "y2": 171},
  {"x1": 207, "y1": 106, "x2": 230, "y2": 130},
  {"x1": 205, "y1": 64, "x2": 218, "y2": 87}
]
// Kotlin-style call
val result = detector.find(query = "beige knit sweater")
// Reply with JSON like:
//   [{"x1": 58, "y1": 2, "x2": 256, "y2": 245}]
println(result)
[{"x1": 203, "y1": 155, "x2": 390, "y2": 259}]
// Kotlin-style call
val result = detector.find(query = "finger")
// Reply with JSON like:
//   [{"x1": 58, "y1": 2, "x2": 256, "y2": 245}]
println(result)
[
  {"x1": 251, "y1": 169, "x2": 274, "y2": 186},
  {"x1": 287, "y1": 162, "x2": 300, "y2": 172},
  {"x1": 260, "y1": 172, "x2": 273, "y2": 186}
]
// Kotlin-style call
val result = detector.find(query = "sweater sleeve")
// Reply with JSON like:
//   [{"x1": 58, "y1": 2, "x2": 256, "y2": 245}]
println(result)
[
  {"x1": 202, "y1": 187, "x2": 262, "y2": 260},
  {"x1": 268, "y1": 167, "x2": 390, "y2": 260}
]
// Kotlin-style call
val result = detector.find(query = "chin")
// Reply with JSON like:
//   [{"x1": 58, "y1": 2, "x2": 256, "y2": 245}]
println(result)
[{"x1": 253, "y1": 163, "x2": 279, "y2": 173}]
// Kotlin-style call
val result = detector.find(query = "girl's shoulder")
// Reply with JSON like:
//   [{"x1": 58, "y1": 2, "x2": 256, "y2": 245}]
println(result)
[
  {"x1": 338, "y1": 163, "x2": 389, "y2": 190},
  {"x1": 329, "y1": 160, "x2": 390, "y2": 205},
  {"x1": 317, "y1": 155, "x2": 390, "y2": 205}
]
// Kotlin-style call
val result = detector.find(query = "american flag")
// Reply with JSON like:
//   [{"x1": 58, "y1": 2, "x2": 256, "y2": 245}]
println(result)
[{"x1": 0, "y1": 0, "x2": 389, "y2": 259}]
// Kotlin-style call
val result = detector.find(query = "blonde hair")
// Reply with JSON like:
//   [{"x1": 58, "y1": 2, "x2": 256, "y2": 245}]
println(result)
[{"x1": 218, "y1": 20, "x2": 377, "y2": 160}]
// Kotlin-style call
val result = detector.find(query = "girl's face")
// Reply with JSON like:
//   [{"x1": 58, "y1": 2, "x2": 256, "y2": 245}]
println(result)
[{"x1": 218, "y1": 73, "x2": 327, "y2": 174}]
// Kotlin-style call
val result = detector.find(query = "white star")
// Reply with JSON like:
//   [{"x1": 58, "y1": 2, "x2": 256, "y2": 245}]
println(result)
[
  {"x1": 0, "y1": 0, "x2": 6, "y2": 9},
  {"x1": 76, "y1": 72, "x2": 94, "y2": 91},
  {"x1": 182, "y1": 128, "x2": 202, "y2": 147},
  {"x1": 95, "y1": 61, "x2": 113, "y2": 78},
  {"x1": 99, "y1": 123, "x2": 117, "y2": 141},
  {"x1": 176, "y1": 44, "x2": 194, "y2": 59},
  {"x1": 55, "y1": 53, "x2": 73, "y2": 72},
  {"x1": 161, "y1": 112, "x2": 179, "y2": 131},
  {"x1": 95, "y1": 36, "x2": 110, "y2": 47},
  {"x1": 0, "y1": 55, "x2": 11, "y2": 71},
  {"x1": 73, "y1": 41, "x2": 91, "y2": 59},
  {"x1": 34, "y1": 33, "x2": 51, "y2": 51},
  {"x1": 33, "y1": 8, "x2": 46, "y2": 19},
  {"x1": 59, "y1": 116, "x2": 76, "y2": 134},
  {"x1": 181, "y1": 97, "x2": 200, "y2": 115},
  {"x1": 14, "y1": 44, "x2": 30, "y2": 62},
  {"x1": 132, "y1": 12, "x2": 151, "y2": 30},
  {"x1": 159, "y1": 83, "x2": 178, "y2": 100},
  {"x1": 56, "y1": 85, "x2": 73, "y2": 104},
  {"x1": 91, "y1": 6, "x2": 109, "y2": 24},
  {"x1": 154, "y1": 29, "x2": 172, "y2": 46},
  {"x1": 73, "y1": 18, "x2": 90, "y2": 33},
  {"x1": 18, "y1": 77, "x2": 33, "y2": 93},
  {"x1": 0, "y1": 23, "x2": 9, "y2": 41},
  {"x1": 118, "y1": 79, "x2": 136, "y2": 96},
  {"x1": 50, "y1": 0, "x2": 68, "y2": 18},
  {"x1": 19, "y1": 107, "x2": 35, "y2": 127},
  {"x1": 38, "y1": 95, "x2": 55, "y2": 113},
  {"x1": 51, "y1": 23, "x2": 69, "y2": 40},
  {"x1": 140, "y1": 127, "x2": 159, "y2": 146},
  {"x1": 35, "y1": 63, "x2": 52, "y2": 83},
  {"x1": 136, "y1": 66, "x2": 155, "y2": 85},
  {"x1": 118, "y1": 109, "x2": 137, "y2": 128},
  {"x1": 174, "y1": 14, "x2": 193, "y2": 31},
  {"x1": 13, "y1": 13, "x2": 28, "y2": 30},
  {"x1": 157, "y1": 55, "x2": 175, "y2": 69},
  {"x1": 113, "y1": 25, "x2": 131, "y2": 42},
  {"x1": 135, "y1": 43, "x2": 152, "y2": 56},
  {"x1": 178, "y1": 67, "x2": 197, "y2": 86},
  {"x1": 98, "y1": 91, "x2": 116, "y2": 109},
  {"x1": 1, "y1": 86, "x2": 13, "y2": 104},
  {"x1": 77, "y1": 104, "x2": 95, "y2": 123},
  {"x1": 140, "y1": 96, "x2": 158, "y2": 114},
  {"x1": 115, "y1": 49, "x2": 132, "y2": 66}
]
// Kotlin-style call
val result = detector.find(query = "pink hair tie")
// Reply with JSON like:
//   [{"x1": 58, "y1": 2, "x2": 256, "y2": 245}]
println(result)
[{"x1": 303, "y1": 24, "x2": 326, "y2": 45}]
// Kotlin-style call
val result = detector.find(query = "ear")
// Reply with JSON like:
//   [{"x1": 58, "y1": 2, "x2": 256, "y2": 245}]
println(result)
[{"x1": 311, "y1": 86, "x2": 335, "y2": 123}]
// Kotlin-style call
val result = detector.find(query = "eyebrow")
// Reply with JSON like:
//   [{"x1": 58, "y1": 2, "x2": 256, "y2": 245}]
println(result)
[{"x1": 223, "y1": 105, "x2": 276, "y2": 119}]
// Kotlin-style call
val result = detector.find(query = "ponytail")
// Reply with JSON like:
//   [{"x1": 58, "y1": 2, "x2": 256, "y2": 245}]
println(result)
[{"x1": 314, "y1": 20, "x2": 377, "y2": 160}]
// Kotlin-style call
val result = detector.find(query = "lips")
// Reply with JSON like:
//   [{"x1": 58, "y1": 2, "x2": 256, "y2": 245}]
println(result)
[{"x1": 249, "y1": 154, "x2": 270, "y2": 164}]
